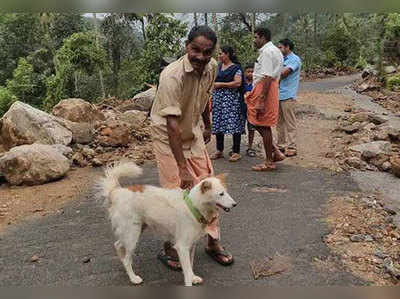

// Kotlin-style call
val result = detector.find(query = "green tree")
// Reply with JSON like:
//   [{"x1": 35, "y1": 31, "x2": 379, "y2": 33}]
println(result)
[
  {"x1": 43, "y1": 31, "x2": 108, "y2": 110},
  {"x1": 127, "y1": 14, "x2": 187, "y2": 95},
  {"x1": 0, "y1": 86, "x2": 17, "y2": 116},
  {"x1": 0, "y1": 13, "x2": 41, "y2": 84},
  {"x1": 6, "y1": 58, "x2": 44, "y2": 108},
  {"x1": 101, "y1": 13, "x2": 142, "y2": 95}
]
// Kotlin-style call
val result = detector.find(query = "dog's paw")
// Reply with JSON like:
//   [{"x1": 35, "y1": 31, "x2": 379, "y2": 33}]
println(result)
[
  {"x1": 192, "y1": 275, "x2": 203, "y2": 285},
  {"x1": 130, "y1": 275, "x2": 143, "y2": 285}
]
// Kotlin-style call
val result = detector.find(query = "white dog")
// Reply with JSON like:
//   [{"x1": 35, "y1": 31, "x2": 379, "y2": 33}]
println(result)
[{"x1": 99, "y1": 162, "x2": 237, "y2": 286}]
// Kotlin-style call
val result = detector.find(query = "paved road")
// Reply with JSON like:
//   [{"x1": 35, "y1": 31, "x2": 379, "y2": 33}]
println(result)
[{"x1": 0, "y1": 75, "x2": 368, "y2": 286}]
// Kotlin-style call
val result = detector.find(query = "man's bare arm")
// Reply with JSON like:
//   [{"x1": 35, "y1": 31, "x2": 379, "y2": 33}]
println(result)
[
  {"x1": 167, "y1": 115, "x2": 194, "y2": 189},
  {"x1": 166, "y1": 115, "x2": 186, "y2": 168},
  {"x1": 202, "y1": 102, "x2": 211, "y2": 144},
  {"x1": 202, "y1": 103, "x2": 211, "y2": 130}
]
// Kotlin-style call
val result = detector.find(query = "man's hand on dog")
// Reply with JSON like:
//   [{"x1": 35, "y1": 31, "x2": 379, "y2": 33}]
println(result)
[{"x1": 179, "y1": 165, "x2": 194, "y2": 190}]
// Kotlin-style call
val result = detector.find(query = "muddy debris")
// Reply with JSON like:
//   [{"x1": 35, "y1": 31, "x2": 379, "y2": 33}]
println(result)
[{"x1": 326, "y1": 193, "x2": 400, "y2": 285}]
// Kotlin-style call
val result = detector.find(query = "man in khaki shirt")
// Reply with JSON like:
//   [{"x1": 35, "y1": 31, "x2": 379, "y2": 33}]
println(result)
[{"x1": 151, "y1": 26, "x2": 234, "y2": 271}]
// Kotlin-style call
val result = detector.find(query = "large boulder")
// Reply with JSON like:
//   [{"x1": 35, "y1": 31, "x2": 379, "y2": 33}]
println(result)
[
  {"x1": 0, "y1": 101, "x2": 72, "y2": 150},
  {"x1": 120, "y1": 88, "x2": 156, "y2": 112},
  {"x1": 52, "y1": 98, "x2": 105, "y2": 123},
  {"x1": 56, "y1": 118, "x2": 94, "y2": 144},
  {"x1": 120, "y1": 110, "x2": 148, "y2": 131},
  {"x1": 0, "y1": 144, "x2": 70, "y2": 185}
]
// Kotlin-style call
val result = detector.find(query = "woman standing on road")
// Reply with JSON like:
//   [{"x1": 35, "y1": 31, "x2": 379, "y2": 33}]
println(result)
[{"x1": 211, "y1": 45, "x2": 246, "y2": 162}]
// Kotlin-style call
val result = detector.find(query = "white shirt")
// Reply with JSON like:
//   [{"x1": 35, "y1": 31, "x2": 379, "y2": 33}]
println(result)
[{"x1": 253, "y1": 41, "x2": 284, "y2": 85}]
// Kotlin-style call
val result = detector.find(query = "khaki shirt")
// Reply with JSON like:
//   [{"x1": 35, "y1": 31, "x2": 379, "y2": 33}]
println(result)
[{"x1": 150, "y1": 54, "x2": 218, "y2": 158}]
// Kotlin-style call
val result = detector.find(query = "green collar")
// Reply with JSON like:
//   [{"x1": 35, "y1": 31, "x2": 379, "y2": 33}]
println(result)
[{"x1": 183, "y1": 190, "x2": 208, "y2": 225}]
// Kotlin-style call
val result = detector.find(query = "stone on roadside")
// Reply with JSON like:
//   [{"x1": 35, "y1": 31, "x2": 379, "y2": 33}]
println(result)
[
  {"x1": 349, "y1": 112, "x2": 370, "y2": 123},
  {"x1": 364, "y1": 123, "x2": 376, "y2": 131},
  {"x1": 119, "y1": 87, "x2": 156, "y2": 112},
  {"x1": 97, "y1": 121, "x2": 131, "y2": 147},
  {"x1": 0, "y1": 144, "x2": 70, "y2": 185},
  {"x1": 342, "y1": 123, "x2": 360, "y2": 134},
  {"x1": 30, "y1": 255, "x2": 40, "y2": 263},
  {"x1": 72, "y1": 152, "x2": 88, "y2": 167},
  {"x1": 0, "y1": 101, "x2": 72, "y2": 150},
  {"x1": 57, "y1": 120, "x2": 94, "y2": 145},
  {"x1": 52, "y1": 98, "x2": 105, "y2": 123},
  {"x1": 382, "y1": 161, "x2": 392, "y2": 171},
  {"x1": 368, "y1": 114, "x2": 389, "y2": 125},
  {"x1": 92, "y1": 158, "x2": 103, "y2": 167},
  {"x1": 345, "y1": 157, "x2": 363, "y2": 169},
  {"x1": 350, "y1": 234, "x2": 366, "y2": 242},
  {"x1": 82, "y1": 147, "x2": 95, "y2": 158},
  {"x1": 120, "y1": 110, "x2": 148, "y2": 131},
  {"x1": 350, "y1": 141, "x2": 391, "y2": 158},
  {"x1": 391, "y1": 156, "x2": 400, "y2": 178}
]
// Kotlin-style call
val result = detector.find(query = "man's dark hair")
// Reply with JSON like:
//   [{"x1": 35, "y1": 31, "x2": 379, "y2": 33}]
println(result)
[
  {"x1": 254, "y1": 27, "x2": 271, "y2": 41},
  {"x1": 245, "y1": 63, "x2": 254, "y2": 70},
  {"x1": 279, "y1": 38, "x2": 295, "y2": 51},
  {"x1": 187, "y1": 25, "x2": 217, "y2": 47}
]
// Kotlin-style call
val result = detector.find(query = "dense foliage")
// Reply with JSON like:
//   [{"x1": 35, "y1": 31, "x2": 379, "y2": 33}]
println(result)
[{"x1": 0, "y1": 12, "x2": 398, "y2": 116}]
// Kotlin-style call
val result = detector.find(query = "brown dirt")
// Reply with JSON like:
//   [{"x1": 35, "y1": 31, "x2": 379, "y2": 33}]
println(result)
[
  {"x1": 249, "y1": 91, "x2": 353, "y2": 171},
  {"x1": 0, "y1": 167, "x2": 101, "y2": 232},
  {"x1": 325, "y1": 193, "x2": 400, "y2": 285}
]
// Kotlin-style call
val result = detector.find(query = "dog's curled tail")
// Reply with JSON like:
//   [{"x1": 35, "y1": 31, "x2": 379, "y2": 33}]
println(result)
[{"x1": 100, "y1": 161, "x2": 143, "y2": 207}]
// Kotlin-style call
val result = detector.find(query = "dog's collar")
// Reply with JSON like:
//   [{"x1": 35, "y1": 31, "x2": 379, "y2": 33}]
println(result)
[{"x1": 183, "y1": 190, "x2": 208, "y2": 225}]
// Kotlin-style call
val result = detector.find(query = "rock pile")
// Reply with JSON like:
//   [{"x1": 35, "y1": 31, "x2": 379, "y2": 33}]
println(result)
[{"x1": 0, "y1": 88, "x2": 155, "y2": 186}]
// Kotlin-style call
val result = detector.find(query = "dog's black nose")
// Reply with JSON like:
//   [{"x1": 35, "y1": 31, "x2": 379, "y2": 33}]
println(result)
[{"x1": 233, "y1": 203, "x2": 237, "y2": 207}]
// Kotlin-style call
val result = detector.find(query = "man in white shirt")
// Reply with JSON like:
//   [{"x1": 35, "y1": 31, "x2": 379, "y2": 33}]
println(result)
[{"x1": 245, "y1": 27, "x2": 285, "y2": 171}]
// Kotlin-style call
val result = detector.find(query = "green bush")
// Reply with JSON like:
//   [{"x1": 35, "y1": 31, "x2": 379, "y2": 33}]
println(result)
[
  {"x1": 387, "y1": 74, "x2": 400, "y2": 91},
  {"x1": 6, "y1": 57, "x2": 43, "y2": 108},
  {"x1": 0, "y1": 86, "x2": 17, "y2": 116}
]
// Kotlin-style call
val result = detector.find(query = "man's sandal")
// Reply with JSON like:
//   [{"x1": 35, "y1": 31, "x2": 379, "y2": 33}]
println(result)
[
  {"x1": 205, "y1": 247, "x2": 234, "y2": 266},
  {"x1": 157, "y1": 249, "x2": 182, "y2": 272},
  {"x1": 252, "y1": 163, "x2": 276, "y2": 172},
  {"x1": 229, "y1": 153, "x2": 242, "y2": 162}
]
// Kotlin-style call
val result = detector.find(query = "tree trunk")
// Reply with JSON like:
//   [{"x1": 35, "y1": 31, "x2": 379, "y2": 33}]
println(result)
[
  {"x1": 314, "y1": 12, "x2": 318, "y2": 44},
  {"x1": 204, "y1": 13, "x2": 208, "y2": 26},
  {"x1": 194, "y1": 13, "x2": 198, "y2": 26},
  {"x1": 74, "y1": 71, "x2": 79, "y2": 94},
  {"x1": 212, "y1": 13, "x2": 217, "y2": 31},
  {"x1": 377, "y1": 14, "x2": 388, "y2": 77},
  {"x1": 92, "y1": 13, "x2": 106, "y2": 99},
  {"x1": 140, "y1": 18, "x2": 146, "y2": 41}
]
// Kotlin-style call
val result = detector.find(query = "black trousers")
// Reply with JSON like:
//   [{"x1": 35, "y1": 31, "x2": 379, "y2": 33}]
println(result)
[{"x1": 216, "y1": 133, "x2": 241, "y2": 154}]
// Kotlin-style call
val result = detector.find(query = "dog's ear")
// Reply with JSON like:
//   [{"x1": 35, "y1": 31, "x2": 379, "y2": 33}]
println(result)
[
  {"x1": 215, "y1": 173, "x2": 227, "y2": 187},
  {"x1": 200, "y1": 180, "x2": 212, "y2": 194}
]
